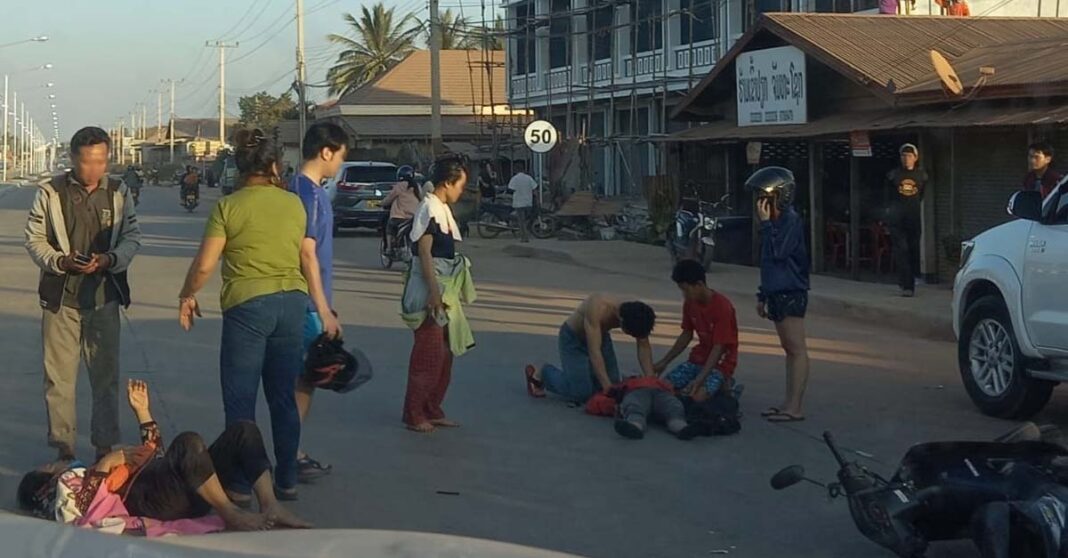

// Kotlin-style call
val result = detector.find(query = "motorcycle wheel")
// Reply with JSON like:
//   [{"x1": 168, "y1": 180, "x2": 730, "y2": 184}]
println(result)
[
  {"x1": 530, "y1": 215, "x2": 557, "y2": 239},
  {"x1": 699, "y1": 241, "x2": 715, "y2": 269},
  {"x1": 379, "y1": 237, "x2": 393, "y2": 269},
  {"x1": 476, "y1": 211, "x2": 502, "y2": 239}
]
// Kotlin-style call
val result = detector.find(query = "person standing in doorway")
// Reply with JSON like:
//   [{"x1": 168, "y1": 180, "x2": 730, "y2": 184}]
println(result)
[
  {"x1": 289, "y1": 123, "x2": 349, "y2": 482},
  {"x1": 886, "y1": 143, "x2": 928, "y2": 298},
  {"x1": 1022, "y1": 142, "x2": 1063, "y2": 199},
  {"x1": 25, "y1": 126, "x2": 143, "y2": 463},
  {"x1": 508, "y1": 160, "x2": 537, "y2": 243},
  {"x1": 747, "y1": 167, "x2": 811, "y2": 423},
  {"x1": 178, "y1": 129, "x2": 308, "y2": 501}
]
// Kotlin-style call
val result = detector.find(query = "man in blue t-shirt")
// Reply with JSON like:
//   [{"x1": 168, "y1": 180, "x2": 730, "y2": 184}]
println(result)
[{"x1": 290, "y1": 123, "x2": 350, "y2": 482}]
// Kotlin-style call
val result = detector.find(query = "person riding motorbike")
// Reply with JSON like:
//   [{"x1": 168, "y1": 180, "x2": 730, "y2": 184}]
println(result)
[
  {"x1": 180, "y1": 166, "x2": 200, "y2": 204},
  {"x1": 122, "y1": 165, "x2": 143, "y2": 205},
  {"x1": 381, "y1": 167, "x2": 423, "y2": 252}
]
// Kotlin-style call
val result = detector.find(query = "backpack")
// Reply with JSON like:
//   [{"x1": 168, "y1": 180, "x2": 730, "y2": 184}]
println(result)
[{"x1": 682, "y1": 392, "x2": 742, "y2": 436}]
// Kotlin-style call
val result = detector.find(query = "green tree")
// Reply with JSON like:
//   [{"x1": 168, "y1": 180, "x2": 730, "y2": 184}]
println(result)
[
  {"x1": 237, "y1": 91, "x2": 298, "y2": 131},
  {"x1": 422, "y1": 9, "x2": 478, "y2": 50},
  {"x1": 326, "y1": 4, "x2": 418, "y2": 97}
]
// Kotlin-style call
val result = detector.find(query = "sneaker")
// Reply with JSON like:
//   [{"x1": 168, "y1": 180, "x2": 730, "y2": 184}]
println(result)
[
  {"x1": 297, "y1": 455, "x2": 333, "y2": 483},
  {"x1": 614, "y1": 419, "x2": 645, "y2": 440}
]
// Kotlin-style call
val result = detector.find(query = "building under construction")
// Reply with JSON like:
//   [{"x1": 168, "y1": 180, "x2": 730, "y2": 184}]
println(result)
[{"x1": 502, "y1": 0, "x2": 1066, "y2": 198}]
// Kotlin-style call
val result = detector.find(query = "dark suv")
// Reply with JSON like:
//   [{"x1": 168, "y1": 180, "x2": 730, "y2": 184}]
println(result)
[{"x1": 328, "y1": 162, "x2": 399, "y2": 231}]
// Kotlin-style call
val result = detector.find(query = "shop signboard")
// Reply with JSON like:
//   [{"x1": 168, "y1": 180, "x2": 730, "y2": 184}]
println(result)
[{"x1": 736, "y1": 46, "x2": 807, "y2": 127}]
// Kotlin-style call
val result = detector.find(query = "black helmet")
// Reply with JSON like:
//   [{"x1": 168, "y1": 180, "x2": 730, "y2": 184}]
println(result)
[
  {"x1": 397, "y1": 165, "x2": 414, "y2": 181},
  {"x1": 745, "y1": 166, "x2": 796, "y2": 210},
  {"x1": 303, "y1": 334, "x2": 373, "y2": 393}
]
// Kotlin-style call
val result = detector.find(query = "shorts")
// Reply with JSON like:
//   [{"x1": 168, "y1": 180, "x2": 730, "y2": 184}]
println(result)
[
  {"x1": 665, "y1": 362, "x2": 726, "y2": 394},
  {"x1": 765, "y1": 291, "x2": 808, "y2": 322},
  {"x1": 303, "y1": 311, "x2": 324, "y2": 352}
]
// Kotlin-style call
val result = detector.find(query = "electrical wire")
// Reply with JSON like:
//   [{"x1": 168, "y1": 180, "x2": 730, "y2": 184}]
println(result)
[{"x1": 214, "y1": 0, "x2": 263, "y2": 41}]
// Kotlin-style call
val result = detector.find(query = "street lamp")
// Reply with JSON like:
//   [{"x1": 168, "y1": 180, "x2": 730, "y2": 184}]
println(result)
[{"x1": 0, "y1": 35, "x2": 49, "y2": 50}]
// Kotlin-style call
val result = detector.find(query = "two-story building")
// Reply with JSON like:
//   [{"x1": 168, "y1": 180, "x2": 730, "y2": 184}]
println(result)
[{"x1": 504, "y1": 0, "x2": 1067, "y2": 197}]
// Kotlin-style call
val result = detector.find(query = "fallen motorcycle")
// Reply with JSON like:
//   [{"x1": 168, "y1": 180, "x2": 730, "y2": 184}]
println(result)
[{"x1": 771, "y1": 425, "x2": 1068, "y2": 558}]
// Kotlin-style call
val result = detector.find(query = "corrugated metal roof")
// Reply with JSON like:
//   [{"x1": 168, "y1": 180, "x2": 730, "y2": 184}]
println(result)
[
  {"x1": 672, "y1": 102, "x2": 1068, "y2": 142},
  {"x1": 897, "y1": 37, "x2": 1068, "y2": 98},
  {"x1": 339, "y1": 114, "x2": 492, "y2": 138},
  {"x1": 763, "y1": 13, "x2": 1068, "y2": 92},
  {"x1": 337, "y1": 50, "x2": 508, "y2": 108},
  {"x1": 674, "y1": 14, "x2": 1068, "y2": 119}
]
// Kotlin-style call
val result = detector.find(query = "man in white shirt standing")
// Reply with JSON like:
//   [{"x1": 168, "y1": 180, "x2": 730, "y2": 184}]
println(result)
[{"x1": 508, "y1": 160, "x2": 537, "y2": 243}]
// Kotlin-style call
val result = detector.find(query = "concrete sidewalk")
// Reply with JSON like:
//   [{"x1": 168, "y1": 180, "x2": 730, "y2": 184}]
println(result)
[{"x1": 500, "y1": 239, "x2": 955, "y2": 341}]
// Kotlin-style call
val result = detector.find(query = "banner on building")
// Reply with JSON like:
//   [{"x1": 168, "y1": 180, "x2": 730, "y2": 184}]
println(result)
[
  {"x1": 736, "y1": 46, "x2": 807, "y2": 127},
  {"x1": 850, "y1": 131, "x2": 872, "y2": 157}
]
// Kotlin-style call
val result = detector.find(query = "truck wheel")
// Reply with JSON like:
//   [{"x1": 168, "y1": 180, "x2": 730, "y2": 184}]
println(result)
[{"x1": 958, "y1": 295, "x2": 1054, "y2": 419}]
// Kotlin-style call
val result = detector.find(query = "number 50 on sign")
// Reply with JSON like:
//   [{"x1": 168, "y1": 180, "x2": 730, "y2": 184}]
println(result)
[{"x1": 524, "y1": 120, "x2": 558, "y2": 153}]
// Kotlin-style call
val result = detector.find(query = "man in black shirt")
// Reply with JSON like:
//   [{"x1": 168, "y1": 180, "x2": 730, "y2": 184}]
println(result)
[{"x1": 886, "y1": 143, "x2": 927, "y2": 297}]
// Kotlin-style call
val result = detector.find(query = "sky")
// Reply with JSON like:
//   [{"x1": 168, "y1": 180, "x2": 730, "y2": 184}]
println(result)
[{"x1": 0, "y1": 0, "x2": 497, "y2": 142}]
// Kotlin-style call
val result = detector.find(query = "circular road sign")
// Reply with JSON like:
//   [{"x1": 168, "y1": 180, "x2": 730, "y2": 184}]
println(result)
[{"x1": 524, "y1": 120, "x2": 558, "y2": 153}]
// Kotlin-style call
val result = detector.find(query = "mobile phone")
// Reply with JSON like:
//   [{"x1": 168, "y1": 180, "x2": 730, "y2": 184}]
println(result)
[{"x1": 72, "y1": 253, "x2": 93, "y2": 266}]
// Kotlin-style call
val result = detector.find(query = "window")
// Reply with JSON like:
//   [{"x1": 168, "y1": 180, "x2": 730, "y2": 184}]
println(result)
[
  {"x1": 343, "y1": 165, "x2": 399, "y2": 184},
  {"x1": 549, "y1": 0, "x2": 571, "y2": 69},
  {"x1": 631, "y1": 0, "x2": 663, "y2": 53},
  {"x1": 513, "y1": 3, "x2": 536, "y2": 75},
  {"x1": 680, "y1": 0, "x2": 716, "y2": 44},
  {"x1": 587, "y1": 4, "x2": 614, "y2": 61}
]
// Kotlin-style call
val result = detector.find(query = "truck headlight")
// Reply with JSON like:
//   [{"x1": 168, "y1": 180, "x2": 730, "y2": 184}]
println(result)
[{"x1": 959, "y1": 240, "x2": 975, "y2": 269}]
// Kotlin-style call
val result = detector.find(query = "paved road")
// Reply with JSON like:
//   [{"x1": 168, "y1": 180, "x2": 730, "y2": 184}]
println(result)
[{"x1": 0, "y1": 185, "x2": 1064, "y2": 558}]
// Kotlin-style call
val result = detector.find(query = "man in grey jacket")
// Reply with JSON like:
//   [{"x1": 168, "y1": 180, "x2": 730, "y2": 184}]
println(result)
[{"x1": 25, "y1": 126, "x2": 142, "y2": 462}]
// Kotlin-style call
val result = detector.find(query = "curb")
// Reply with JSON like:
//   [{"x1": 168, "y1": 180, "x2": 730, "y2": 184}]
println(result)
[{"x1": 503, "y1": 243, "x2": 956, "y2": 342}]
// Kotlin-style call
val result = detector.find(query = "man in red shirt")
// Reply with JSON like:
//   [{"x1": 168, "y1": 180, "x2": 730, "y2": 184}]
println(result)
[{"x1": 654, "y1": 260, "x2": 739, "y2": 402}]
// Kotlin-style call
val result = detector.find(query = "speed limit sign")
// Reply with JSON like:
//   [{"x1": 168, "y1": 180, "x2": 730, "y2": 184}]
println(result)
[{"x1": 524, "y1": 120, "x2": 558, "y2": 153}]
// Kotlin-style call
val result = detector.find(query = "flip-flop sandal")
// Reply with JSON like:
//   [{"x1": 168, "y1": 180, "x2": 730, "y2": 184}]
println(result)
[
  {"x1": 406, "y1": 423, "x2": 435, "y2": 433},
  {"x1": 766, "y1": 412, "x2": 805, "y2": 423},
  {"x1": 525, "y1": 365, "x2": 546, "y2": 398},
  {"x1": 760, "y1": 407, "x2": 782, "y2": 417}
]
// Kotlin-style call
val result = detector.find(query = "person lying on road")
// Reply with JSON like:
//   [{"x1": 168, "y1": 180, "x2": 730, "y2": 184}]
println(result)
[{"x1": 17, "y1": 380, "x2": 310, "y2": 533}]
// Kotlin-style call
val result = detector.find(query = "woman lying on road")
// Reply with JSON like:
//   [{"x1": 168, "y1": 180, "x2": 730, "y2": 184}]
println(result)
[{"x1": 17, "y1": 380, "x2": 310, "y2": 534}]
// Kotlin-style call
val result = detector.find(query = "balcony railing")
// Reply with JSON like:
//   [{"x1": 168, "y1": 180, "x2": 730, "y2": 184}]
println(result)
[
  {"x1": 548, "y1": 67, "x2": 571, "y2": 90},
  {"x1": 510, "y1": 73, "x2": 540, "y2": 97},
  {"x1": 674, "y1": 40, "x2": 718, "y2": 70},
  {"x1": 622, "y1": 51, "x2": 665, "y2": 78}
]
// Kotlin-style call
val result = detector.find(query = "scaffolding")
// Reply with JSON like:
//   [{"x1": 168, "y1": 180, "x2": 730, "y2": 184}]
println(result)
[{"x1": 491, "y1": 0, "x2": 719, "y2": 199}]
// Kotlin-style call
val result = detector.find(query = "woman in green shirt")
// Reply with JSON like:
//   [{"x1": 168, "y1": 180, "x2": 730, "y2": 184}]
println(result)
[{"x1": 177, "y1": 129, "x2": 308, "y2": 499}]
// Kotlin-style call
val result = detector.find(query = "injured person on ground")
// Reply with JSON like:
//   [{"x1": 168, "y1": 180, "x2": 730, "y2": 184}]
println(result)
[{"x1": 17, "y1": 379, "x2": 310, "y2": 535}]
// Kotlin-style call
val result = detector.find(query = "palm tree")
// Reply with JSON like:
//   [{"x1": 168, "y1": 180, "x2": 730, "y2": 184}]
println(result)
[
  {"x1": 326, "y1": 4, "x2": 418, "y2": 97},
  {"x1": 421, "y1": 9, "x2": 478, "y2": 50}
]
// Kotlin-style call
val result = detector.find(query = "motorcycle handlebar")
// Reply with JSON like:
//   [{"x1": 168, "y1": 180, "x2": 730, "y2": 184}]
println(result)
[{"x1": 824, "y1": 431, "x2": 850, "y2": 467}]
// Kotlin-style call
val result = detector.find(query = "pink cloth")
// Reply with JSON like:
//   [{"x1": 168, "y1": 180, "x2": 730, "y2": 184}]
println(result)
[{"x1": 76, "y1": 483, "x2": 225, "y2": 537}]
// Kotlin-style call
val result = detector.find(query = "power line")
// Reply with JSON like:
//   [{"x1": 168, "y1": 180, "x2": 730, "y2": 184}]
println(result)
[{"x1": 215, "y1": 0, "x2": 263, "y2": 41}]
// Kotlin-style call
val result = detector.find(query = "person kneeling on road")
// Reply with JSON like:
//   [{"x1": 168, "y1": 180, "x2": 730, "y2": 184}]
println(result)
[
  {"x1": 654, "y1": 259, "x2": 740, "y2": 402},
  {"x1": 17, "y1": 380, "x2": 310, "y2": 533}
]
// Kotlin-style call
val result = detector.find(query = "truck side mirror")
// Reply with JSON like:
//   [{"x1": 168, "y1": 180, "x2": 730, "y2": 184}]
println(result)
[{"x1": 1008, "y1": 190, "x2": 1043, "y2": 221}]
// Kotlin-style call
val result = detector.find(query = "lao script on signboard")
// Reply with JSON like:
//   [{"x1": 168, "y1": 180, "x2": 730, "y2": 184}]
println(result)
[{"x1": 736, "y1": 46, "x2": 808, "y2": 127}]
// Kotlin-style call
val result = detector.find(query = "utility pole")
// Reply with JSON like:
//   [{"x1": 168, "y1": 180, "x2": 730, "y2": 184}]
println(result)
[
  {"x1": 206, "y1": 41, "x2": 239, "y2": 145},
  {"x1": 2, "y1": 75, "x2": 8, "y2": 181},
  {"x1": 118, "y1": 118, "x2": 125, "y2": 165},
  {"x1": 296, "y1": 0, "x2": 308, "y2": 154},
  {"x1": 142, "y1": 103, "x2": 147, "y2": 141},
  {"x1": 14, "y1": 97, "x2": 20, "y2": 177},
  {"x1": 157, "y1": 89, "x2": 163, "y2": 141},
  {"x1": 162, "y1": 78, "x2": 181, "y2": 163},
  {"x1": 429, "y1": 0, "x2": 443, "y2": 156}
]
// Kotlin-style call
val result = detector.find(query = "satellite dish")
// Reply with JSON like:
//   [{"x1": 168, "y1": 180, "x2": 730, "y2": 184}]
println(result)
[{"x1": 930, "y1": 50, "x2": 963, "y2": 96}]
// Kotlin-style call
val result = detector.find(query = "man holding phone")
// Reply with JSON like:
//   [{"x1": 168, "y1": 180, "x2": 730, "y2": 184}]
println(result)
[{"x1": 25, "y1": 126, "x2": 142, "y2": 463}]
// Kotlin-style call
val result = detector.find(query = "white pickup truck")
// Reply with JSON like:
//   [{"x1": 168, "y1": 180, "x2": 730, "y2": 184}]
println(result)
[{"x1": 953, "y1": 182, "x2": 1068, "y2": 419}]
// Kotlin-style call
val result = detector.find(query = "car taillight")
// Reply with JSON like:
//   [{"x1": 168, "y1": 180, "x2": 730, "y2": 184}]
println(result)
[{"x1": 337, "y1": 182, "x2": 362, "y2": 192}]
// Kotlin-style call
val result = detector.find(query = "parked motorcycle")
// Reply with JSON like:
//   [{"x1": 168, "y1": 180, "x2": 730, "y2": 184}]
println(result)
[
  {"x1": 771, "y1": 426, "x2": 1068, "y2": 558},
  {"x1": 380, "y1": 218, "x2": 413, "y2": 269},
  {"x1": 666, "y1": 186, "x2": 731, "y2": 268},
  {"x1": 476, "y1": 201, "x2": 554, "y2": 239}
]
